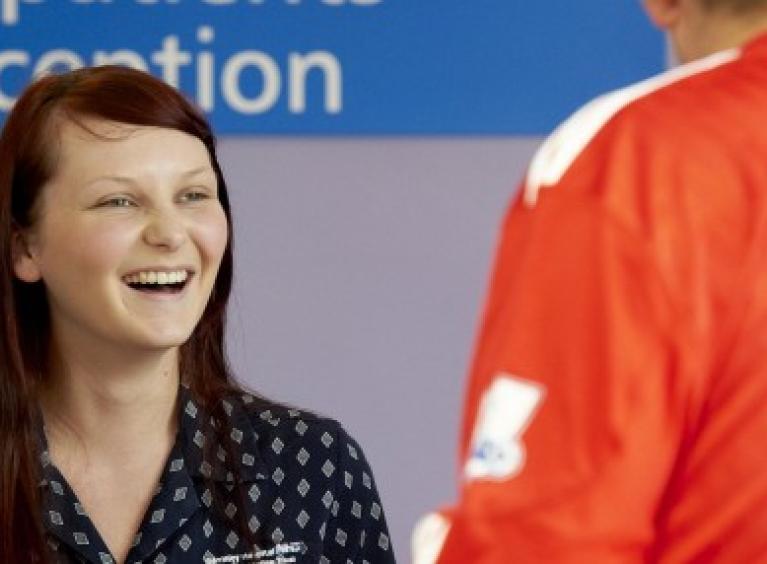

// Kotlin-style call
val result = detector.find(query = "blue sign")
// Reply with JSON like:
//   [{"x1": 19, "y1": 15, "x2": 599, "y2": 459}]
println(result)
[{"x1": 0, "y1": 1, "x2": 664, "y2": 134}]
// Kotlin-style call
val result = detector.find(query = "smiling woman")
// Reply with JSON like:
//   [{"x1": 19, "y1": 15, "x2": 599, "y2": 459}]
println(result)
[{"x1": 0, "y1": 67, "x2": 396, "y2": 564}]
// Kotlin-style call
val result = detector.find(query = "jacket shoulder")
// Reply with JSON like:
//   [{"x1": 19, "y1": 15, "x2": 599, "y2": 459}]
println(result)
[{"x1": 524, "y1": 48, "x2": 740, "y2": 206}]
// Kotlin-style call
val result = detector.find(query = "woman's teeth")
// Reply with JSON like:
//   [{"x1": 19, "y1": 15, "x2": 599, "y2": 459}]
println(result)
[{"x1": 123, "y1": 270, "x2": 189, "y2": 285}]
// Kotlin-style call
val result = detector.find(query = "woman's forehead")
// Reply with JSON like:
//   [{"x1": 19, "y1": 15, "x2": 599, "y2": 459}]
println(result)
[{"x1": 52, "y1": 118, "x2": 212, "y2": 181}]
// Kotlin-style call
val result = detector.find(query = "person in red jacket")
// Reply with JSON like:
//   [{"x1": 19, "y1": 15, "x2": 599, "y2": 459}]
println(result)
[{"x1": 414, "y1": 0, "x2": 767, "y2": 561}]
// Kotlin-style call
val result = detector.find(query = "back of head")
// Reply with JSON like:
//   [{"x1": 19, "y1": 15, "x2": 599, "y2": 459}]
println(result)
[
  {"x1": 701, "y1": 0, "x2": 767, "y2": 13},
  {"x1": 646, "y1": 0, "x2": 767, "y2": 62},
  {"x1": 0, "y1": 66, "x2": 234, "y2": 562}
]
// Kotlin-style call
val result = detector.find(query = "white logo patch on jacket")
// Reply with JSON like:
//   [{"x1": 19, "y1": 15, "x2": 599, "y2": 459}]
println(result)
[{"x1": 464, "y1": 374, "x2": 545, "y2": 481}]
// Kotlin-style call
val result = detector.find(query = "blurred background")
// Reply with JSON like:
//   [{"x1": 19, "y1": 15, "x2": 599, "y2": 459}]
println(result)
[{"x1": 1, "y1": 2, "x2": 664, "y2": 560}]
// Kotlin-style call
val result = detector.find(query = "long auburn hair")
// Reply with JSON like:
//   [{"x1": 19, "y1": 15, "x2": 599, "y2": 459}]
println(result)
[{"x1": 0, "y1": 66, "x2": 248, "y2": 561}]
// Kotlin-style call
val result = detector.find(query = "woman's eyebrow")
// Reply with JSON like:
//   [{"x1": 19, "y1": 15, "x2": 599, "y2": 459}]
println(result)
[{"x1": 181, "y1": 166, "x2": 216, "y2": 178}]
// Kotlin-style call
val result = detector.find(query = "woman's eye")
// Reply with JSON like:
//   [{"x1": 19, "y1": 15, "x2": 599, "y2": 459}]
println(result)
[
  {"x1": 180, "y1": 190, "x2": 211, "y2": 203},
  {"x1": 98, "y1": 197, "x2": 136, "y2": 208}
]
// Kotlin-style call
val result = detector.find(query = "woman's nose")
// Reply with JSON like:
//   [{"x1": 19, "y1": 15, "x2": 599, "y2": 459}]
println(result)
[{"x1": 142, "y1": 210, "x2": 187, "y2": 251}]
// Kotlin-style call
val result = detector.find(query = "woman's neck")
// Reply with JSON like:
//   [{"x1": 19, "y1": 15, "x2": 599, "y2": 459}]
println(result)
[{"x1": 39, "y1": 344, "x2": 181, "y2": 465}]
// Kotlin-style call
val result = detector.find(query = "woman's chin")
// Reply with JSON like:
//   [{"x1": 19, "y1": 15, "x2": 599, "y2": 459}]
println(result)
[{"x1": 130, "y1": 326, "x2": 195, "y2": 352}]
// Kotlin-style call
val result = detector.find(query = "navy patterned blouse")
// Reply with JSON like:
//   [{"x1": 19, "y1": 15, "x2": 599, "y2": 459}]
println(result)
[{"x1": 38, "y1": 386, "x2": 396, "y2": 563}]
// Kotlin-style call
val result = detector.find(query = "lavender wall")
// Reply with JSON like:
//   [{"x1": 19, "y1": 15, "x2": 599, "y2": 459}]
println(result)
[{"x1": 220, "y1": 138, "x2": 541, "y2": 562}]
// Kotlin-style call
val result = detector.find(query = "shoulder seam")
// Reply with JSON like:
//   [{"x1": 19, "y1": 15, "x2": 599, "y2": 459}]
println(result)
[{"x1": 523, "y1": 47, "x2": 740, "y2": 207}]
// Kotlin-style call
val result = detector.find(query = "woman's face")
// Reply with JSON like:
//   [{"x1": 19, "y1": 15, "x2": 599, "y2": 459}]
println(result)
[{"x1": 14, "y1": 118, "x2": 229, "y2": 355}]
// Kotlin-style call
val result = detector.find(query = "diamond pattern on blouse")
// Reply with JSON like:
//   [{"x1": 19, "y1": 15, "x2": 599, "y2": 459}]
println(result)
[
  {"x1": 296, "y1": 510, "x2": 310, "y2": 529},
  {"x1": 322, "y1": 490, "x2": 334, "y2": 509},
  {"x1": 296, "y1": 447, "x2": 310, "y2": 466},
  {"x1": 178, "y1": 534, "x2": 192, "y2": 551},
  {"x1": 184, "y1": 401, "x2": 197, "y2": 419},
  {"x1": 272, "y1": 467, "x2": 285, "y2": 486},
  {"x1": 379, "y1": 532, "x2": 390, "y2": 550},
  {"x1": 248, "y1": 483, "x2": 261, "y2": 503},
  {"x1": 336, "y1": 528, "x2": 348, "y2": 546},
  {"x1": 321, "y1": 459, "x2": 335, "y2": 478},
  {"x1": 38, "y1": 385, "x2": 396, "y2": 563},
  {"x1": 73, "y1": 533, "x2": 88, "y2": 546}
]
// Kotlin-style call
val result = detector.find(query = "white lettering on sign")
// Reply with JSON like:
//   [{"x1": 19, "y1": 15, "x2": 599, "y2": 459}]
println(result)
[
  {"x1": 1, "y1": 0, "x2": 18, "y2": 25},
  {"x1": 1, "y1": 0, "x2": 385, "y2": 26},
  {"x1": 289, "y1": 51, "x2": 342, "y2": 114},
  {"x1": 0, "y1": 50, "x2": 28, "y2": 108},
  {"x1": 221, "y1": 50, "x2": 281, "y2": 114},
  {"x1": 150, "y1": 35, "x2": 193, "y2": 88},
  {"x1": 2, "y1": 0, "x2": 41, "y2": 26},
  {"x1": 32, "y1": 49, "x2": 84, "y2": 77},
  {"x1": 0, "y1": 26, "x2": 344, "y2": 115}
]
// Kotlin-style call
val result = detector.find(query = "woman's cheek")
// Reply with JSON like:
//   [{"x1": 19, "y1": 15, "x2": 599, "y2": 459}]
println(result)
[
  {"x1": 195, "y1": 205, "x2": 229, "y2": 263},
  {"x1": 75, "y1": 220, "x2": 138, "y2": 270},
  {"x1": 40, "y1": 215, "x2": 137, "y2": 278}
]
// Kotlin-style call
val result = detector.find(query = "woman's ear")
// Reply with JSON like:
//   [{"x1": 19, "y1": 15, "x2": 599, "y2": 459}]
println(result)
[
  {"x1": 644, "y1": 0, "x2": 684, "y2": 29},
  {"x1": 12, "y1": 231, "x2": 42, "y2": 283}
]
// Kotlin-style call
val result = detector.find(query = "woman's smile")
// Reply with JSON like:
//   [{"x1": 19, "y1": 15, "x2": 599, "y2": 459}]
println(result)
[{"x1": 122, "y1": 268, "x2": 194, "y2": 299}]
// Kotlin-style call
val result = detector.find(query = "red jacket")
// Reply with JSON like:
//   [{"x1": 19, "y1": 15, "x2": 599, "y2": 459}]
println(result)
[{"x1": 419, "y1": 33, "x2": 767, "y2": 563}]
